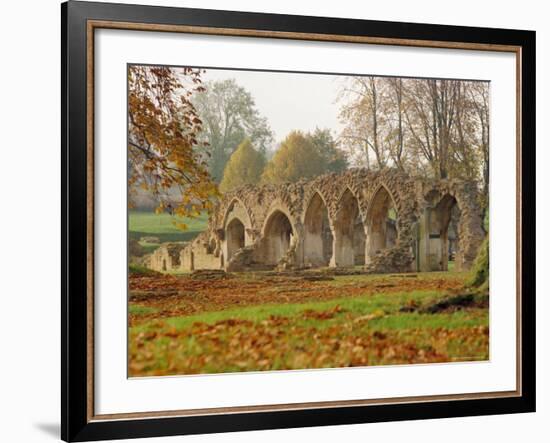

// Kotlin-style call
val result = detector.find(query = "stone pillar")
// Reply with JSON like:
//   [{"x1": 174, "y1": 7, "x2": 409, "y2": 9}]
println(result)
[
  {"x1": 304, "y1": 225, "x2": 324, "y2": 266},
  {"x1": 332, "y1": 230, "x2": 355, "y2": 267}
]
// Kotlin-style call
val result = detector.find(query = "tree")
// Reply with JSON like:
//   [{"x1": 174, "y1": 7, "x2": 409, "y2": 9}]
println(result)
[
  {"x1": 128, "y1": 65, "x2": 218, "y2": 222},
  {"x1": 305, "y1": 128, "x2": 348, "y2": 173},
  {"x1": 403, "y1": 78, "x2": 461, "y2": 179},
  {"x1": 337, "y1": 76, "x2": 490, "y2": 209},
  {"x1": 384, "y1": 78, "x2": 408, "y2": 171},
  {"x1": 219, "y1": 139, "x2": 266, "y2": 192},
  {"x1": 466, "y1": 82, "x2": 490, "y2": 209},
  {"x1": 193, "y1": 79, "x2": 274, "y2": 182},
  {"x1": 447, "y1": 82, "x2": 480, "y2": 182},
  {"x1": 261, "y1": 131, "x2": 325, "y2": 184},
  {"x1": 338, "y1": 76, "x2": 390, "y2": 169}
]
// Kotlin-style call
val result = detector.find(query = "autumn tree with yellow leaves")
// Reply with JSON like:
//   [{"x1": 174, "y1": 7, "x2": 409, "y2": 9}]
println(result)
[
  {"x1": 219, "y1": 139, "x2": 266, "y2": 193},
  {"x1": 261, "y1": 131, "x2": 326, "y2": 184},
  {"x1": 128, "y1": 65, "x2": 218, "y2": 223}
]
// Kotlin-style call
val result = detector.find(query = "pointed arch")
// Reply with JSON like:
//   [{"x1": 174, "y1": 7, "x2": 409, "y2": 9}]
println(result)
[
  {"x1": 424, "y1": 192, "x2": 461, "y2": 271},
  {"x1": 226, "y1": 218, "x2": 245, "y2": 262},
  {"x1": 262, "y1": 209, "x2": 295, "y2": 266},
  {"x1": 332, "y1": 188, "x2": 366, "y2": 267},
  {"x1": 365, "y1": 184, "x2": 399, "y2": 263},
  {"x1": 222, "y1": 197, "x2": 254, "y2": 266},
  {"x1": 303, "y1": 191, "x2": 333, "y2": 267},
  {"x1": 222, "y1": 196, "x2": 252, "y2": 231}
]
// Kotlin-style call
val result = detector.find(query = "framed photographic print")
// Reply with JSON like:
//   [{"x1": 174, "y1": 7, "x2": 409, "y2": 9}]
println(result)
[{"x1": 61, "y1": 1, "x2": 536, "y2": 441}]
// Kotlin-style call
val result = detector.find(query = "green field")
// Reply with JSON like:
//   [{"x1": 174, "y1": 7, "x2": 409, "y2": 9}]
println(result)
[
  {"x1": 128, "y1": 271, "x2": 489, "y2": 376},
  {"x1": 129, "y1": 210, "x2": 208, "y2": 252}
]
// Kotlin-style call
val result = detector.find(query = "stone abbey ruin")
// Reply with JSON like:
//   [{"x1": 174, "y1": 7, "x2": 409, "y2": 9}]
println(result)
[{"x1": 146, "y1": 169, "x2": 485, "y2": 274}]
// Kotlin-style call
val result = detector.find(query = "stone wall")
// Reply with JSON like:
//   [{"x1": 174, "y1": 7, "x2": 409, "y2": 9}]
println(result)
[
  {"x1": 178, "y1": 231, "x2": 222, "y2": 272},
  {"x1": 148, "y1": 242, "x2": 187, "y2": 272},
  {"x1": 146, "y1": 169, "x2": 486, "y2": 274}
]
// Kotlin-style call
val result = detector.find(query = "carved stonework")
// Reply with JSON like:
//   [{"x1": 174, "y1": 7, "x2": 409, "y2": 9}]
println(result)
[{"x1": 147, "y1": 169, "x2": 485, "y2": 274}]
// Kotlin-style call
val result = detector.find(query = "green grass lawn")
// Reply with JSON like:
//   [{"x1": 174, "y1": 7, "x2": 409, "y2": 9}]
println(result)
[
  {"x1": 131, "y1": 289, "x2": 484, "y2": 334},
  {"x1": 129, "y1": 210, "x2": 208, "y2": 249},
  {"x1": 129, "y1": 272, "x2": 488, "y2": 376}
]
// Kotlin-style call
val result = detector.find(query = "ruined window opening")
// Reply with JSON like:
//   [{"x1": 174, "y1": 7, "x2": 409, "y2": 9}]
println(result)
[{"x1": 207, "y1": 238, "x2": 216, "y2": 255}]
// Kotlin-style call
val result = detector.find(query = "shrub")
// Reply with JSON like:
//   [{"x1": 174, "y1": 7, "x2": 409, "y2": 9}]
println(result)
[
  {"x1": 468, "y1": 236, "x2": 489, "y2": 289},
  {"x1": 129, "y1": 264, "x2": 161, "y2": 276}
]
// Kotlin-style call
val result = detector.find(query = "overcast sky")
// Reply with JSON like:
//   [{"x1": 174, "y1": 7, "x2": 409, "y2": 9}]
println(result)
[{"x1": 201, "y1": 68, "x2": 345, "y2": 145}]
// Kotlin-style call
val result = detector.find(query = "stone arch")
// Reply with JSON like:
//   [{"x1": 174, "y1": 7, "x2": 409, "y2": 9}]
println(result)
[
  {"x1": 302, "y1": 191, "x2": 334, "y2": 267},
  {"x1": 435, "y1": 193, "x2": 460, "y2": 270},
  {"x1": 222, "y1": 197, "x2": 253, "y2": 266},
  {"x1": 365, "y1": 184, "x2": 399, "y2": 263},
  {"x1": 157, "y1": 169, "x2": 484, "y2": 274},
  {"x1": 332, "y1": 188, "x2": 366, "y2": 267},
  {"x1": 222, "y1": 197, "x2": 253, "y2": 231},
  {"x1": 260, "y1": 198, "x2": 300, "y2": 233},
  {"x1": 226, "y1": 218, "x2": 246, "y2": 262},
  {"x1": 261, "y1": 209, "x2": 295, "y2": 266},
  {"x1": 420, "y1": 189, "x2": 466, "y2": 271}
]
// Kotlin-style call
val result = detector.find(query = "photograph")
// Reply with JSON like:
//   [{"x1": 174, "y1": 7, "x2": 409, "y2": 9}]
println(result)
[
  {"x1": 54, "y1": 1, "x2": 537, "y2": 440},
  {"x1": 127, "y1": 65, "x2": 490, "y2": 377}
]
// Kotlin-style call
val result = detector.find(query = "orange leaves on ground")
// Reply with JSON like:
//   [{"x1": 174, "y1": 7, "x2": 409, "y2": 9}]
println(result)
[
  {"x1": 127, "y1": 271, "x2": 488, "y2": 377},
  {"x1": 128, "y1": 272, "x2": 466, "y2": 325},
  {"x1": 129, "y1": 315, "x2": 489, "y2": 377},
  {"x1": 302, "y1": 305, "x2": 345, "y2": 320}
]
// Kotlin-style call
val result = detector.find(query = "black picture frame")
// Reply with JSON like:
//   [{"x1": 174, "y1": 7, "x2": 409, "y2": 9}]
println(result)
[{"x1": 62, "y1": 1, "x2": 536, "y2": 441}]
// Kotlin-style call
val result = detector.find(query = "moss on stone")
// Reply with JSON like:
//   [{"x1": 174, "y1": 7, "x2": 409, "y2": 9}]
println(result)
[{"x1": 468, "y1": 236, "x2": 489, "y2": 288}]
